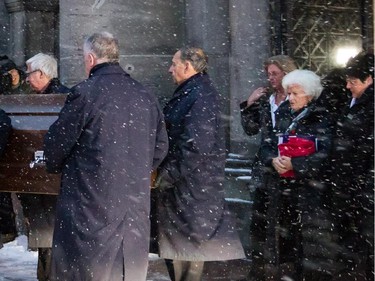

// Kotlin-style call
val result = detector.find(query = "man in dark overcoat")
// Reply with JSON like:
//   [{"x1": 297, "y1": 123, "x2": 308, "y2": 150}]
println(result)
[
  {"x1": 44, "y1": 32, "x2": 168, "y2": 281},
  {"x1": 330, "y1": 51, "x2": 374, "y2": 281},
  {"x1": 155, "y1": 47, "x2": 245, "y2": 281},
  {"x1": 19, "y1": 52, "x2": 70, "y2": 281}
]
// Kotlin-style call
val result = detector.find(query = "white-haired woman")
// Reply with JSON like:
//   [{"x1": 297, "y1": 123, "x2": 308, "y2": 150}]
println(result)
[{"x1": 257, "y1": 69, "x2": 336, "y2": 281}]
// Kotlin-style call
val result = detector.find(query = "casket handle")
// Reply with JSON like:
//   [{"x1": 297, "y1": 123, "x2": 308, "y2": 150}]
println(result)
[{"x1": 29, "y1": 150, "x2": 45, "y2": 168}]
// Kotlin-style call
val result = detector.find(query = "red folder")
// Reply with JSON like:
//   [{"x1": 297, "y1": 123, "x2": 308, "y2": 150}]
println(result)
[{"x1": 277, "y1": 135, "x2": 317, "y2": 178}]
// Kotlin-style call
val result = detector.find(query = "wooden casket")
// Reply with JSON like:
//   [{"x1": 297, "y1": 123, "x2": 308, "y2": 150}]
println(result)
[{"x1": 0, "y1": 94, "x2": 66, "y2": 195}]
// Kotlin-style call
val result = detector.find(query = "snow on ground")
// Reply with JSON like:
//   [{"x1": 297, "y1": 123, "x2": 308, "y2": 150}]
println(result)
[
  {"x1": 0, "y1": 236, "x2": 170, "y2": 281},
  {"x1": 0, "y1": 235, "x2": 38, "y2": 281}
]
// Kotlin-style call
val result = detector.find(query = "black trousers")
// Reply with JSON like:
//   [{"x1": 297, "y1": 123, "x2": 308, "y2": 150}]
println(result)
[{"x1": 37, "y1": 248, "x2": 52, "y2": 281}]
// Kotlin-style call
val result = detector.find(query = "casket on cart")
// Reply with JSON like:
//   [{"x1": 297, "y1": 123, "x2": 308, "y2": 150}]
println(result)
[{"x1": 0, "y1": 94, "x2": 66, "y2": 195}]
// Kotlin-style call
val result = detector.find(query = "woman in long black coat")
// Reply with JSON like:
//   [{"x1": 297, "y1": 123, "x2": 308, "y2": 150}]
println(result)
[
  {"x1": 260, "y1": 69, "x2": 336, "y2": 280},
  {"x1": 239, "y1": 56, "x2": 297, "y2": 279},
  {"x1": 330, "y1": 52, "x2": 374, "y2": 280}
]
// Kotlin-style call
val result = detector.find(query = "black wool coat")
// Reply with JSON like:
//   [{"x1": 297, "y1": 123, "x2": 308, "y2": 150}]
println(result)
[
  {"x1": 44, "y1": 63, "x2": 168, "y2": 281},
  {"x1": 246, "y1": 100, "x2": 292, "y2": 271},
  {"x1": 330, "y1": 85, "x2": 374, "y2": 277},
  {"x1": 260, "y1": 102, "x2": 336, "y2": 278},
  {"x1": 40, "y1": 78, "x2": 71, "y2": 95},
  {"x1": 240, "y1": 95, "x2": 270, "y2": 136},
  {"x1": 331, "y1": 85, "x2": 374, "y2": 201},
  {"x1": 0, "y1": 109, "x2": 14, "y2": 244},
  {"x1": 0, "y1": 108, "x2": 10, "y2": 156},
  {"x1": 156, "y1": 73, "x2": 245, "y2": 261}
]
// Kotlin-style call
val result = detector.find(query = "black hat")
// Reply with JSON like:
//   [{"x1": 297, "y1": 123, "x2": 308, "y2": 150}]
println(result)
[
  {"x1": 345, "y1": 51, "x2": 374, "y2": 81},
  {"x1": 0, "y1": 55, "x2": 17, "y2": 72}
]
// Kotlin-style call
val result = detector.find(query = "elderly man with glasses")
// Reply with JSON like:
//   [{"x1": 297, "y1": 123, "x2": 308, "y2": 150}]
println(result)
[
  {"x1": 26, "y1": 53, "x2": 70, "y2": 95},
  {"x1": 18, "y1": 52, "x2": 70, "y2": 281}
]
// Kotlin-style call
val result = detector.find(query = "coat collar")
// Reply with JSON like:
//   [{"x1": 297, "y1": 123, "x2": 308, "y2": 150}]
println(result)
[
  {"x1": 172, "y1": 72, "x2": 207, "y2": 97},
  {"x1": 290, "y1": 101, "x2": 315, "y2": 117},
  {"x1": 89, "y1": 62, "x2": 129, "y2": 78},
  {"x1": 354, "y1": 85, "x2": 374, "y2": 106},
  {"x1": 40, "y1": 78, "x2": 69, "y2": 94}
]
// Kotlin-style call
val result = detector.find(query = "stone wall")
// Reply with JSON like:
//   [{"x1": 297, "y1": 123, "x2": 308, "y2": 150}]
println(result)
[
  {"x1": 0, "y1": 1, "x2": 10, "y2": 55},
  {"x1": 57, "y1": 0, "x2": 271, "y2": 155},
  {"x1": 1, "y1": 0, "x2": 59, "y2": 66},
  {"x1": 59, "y1": 0, "x2": 185, "y2": 105},
  {"x1": 1, "y1": 0, "x2": 273, "y2": 156},
  {"x1": 1, "y1": 1, "x2": 372, "y2": 156}
]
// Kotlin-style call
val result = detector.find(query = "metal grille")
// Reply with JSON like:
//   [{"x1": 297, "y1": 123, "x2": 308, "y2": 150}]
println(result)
[{"x1": 270, "y1": 0, "x2": 373, "y2": 75}]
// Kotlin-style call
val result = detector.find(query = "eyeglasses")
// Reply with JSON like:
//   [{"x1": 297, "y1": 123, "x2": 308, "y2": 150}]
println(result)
[
  {"x1": 26, "y1": 69, "x2": 40, "y2": 76},
  {"x1": 267, "y1": 71, "x2": 284, "y2": 78}
]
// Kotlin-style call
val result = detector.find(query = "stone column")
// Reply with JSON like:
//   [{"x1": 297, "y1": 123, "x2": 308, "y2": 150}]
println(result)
[
  {"x1": 184, "y1": 0, "x2": 231, "y2": 144},
  {"x1": 4, "y1": 0, "x2": 59, "y2": 66},
  {"x1": 228, "y1": 1, "x2": 271, "y2": 155},
  {"x1": 4, "y1": 0, "x2": 26, "y2": 66},
  {"x1": 23, "y1": 1, "x2": 59, "y2": 59}
]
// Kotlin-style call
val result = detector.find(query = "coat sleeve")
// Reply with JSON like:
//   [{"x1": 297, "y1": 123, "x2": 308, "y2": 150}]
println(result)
[
  {"x1": 291, "y1": 114, "x2": 334, "y2": 179},
  {"x1": 43, "y1": 90, "x2": 87, "y2": 173},
  {"x1": 152, "y1": 110, "x2": 169, "y2": 170},
  {"x1": 258, "y1": 112, "x2": 279, "y2": 168},
  {"x1": 0, "y1": 109, "x2": 11, "y2": 157},
  {"x1": 240, "y1": 100, "x2": 262, "y2": 136}
]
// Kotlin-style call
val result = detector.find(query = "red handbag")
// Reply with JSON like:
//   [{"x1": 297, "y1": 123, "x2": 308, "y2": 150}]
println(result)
[{"x1": 277, "y1": 135, "x2": 317, "y2": 178}]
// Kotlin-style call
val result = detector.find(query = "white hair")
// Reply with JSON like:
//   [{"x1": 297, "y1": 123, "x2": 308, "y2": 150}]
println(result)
[
  {"x1": 26, "y1": 53, "x2": 58, "y2": 79},
  {"x1": 282, "y1": 69, "x2": 323, "y2": 100}
]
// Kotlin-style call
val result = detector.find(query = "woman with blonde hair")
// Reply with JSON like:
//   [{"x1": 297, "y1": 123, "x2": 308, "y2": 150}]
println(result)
[
  {"x1": 239, "y1": 55, "x2": 297, "y2": 280},
  {"x1": 240, "y1": 55, "x2": 297, "y2": 135}
]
